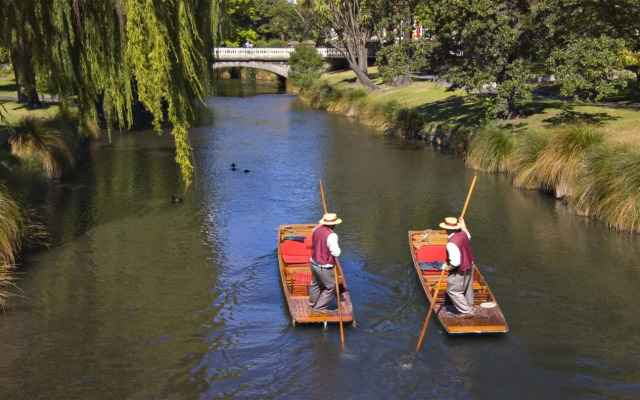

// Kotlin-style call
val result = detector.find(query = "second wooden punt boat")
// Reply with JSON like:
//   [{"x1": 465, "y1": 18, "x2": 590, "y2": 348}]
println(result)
[
  {"x1": 277, "y1": 224, "x2": 354, "y2": 326},
  {"x1": 409, "y1": 229, "x2": 508, "y2": 334}
]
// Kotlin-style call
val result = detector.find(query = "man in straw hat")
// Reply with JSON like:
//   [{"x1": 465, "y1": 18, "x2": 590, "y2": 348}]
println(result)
[
  {"x1": 308, "y1": 212, "x2": 342, "y2": 315},
  {"x1": 439, "y1": 216, "x2": 476, "y2": 319}
]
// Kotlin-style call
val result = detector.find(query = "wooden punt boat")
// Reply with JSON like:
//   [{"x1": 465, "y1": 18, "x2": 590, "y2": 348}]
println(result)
[
  {"x1": 277, "y1": 224, "x2": 354, "y2": 326},
  {"x1": 409, "y1": 229, "x2": 508, "y2": 334}
]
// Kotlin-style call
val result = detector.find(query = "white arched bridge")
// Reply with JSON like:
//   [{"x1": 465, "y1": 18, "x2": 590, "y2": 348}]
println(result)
[{"x1": 212, "y1": 47, "x2": 373, "y2": 78}]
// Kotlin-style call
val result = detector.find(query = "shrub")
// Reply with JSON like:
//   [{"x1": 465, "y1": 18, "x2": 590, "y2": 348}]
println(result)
[{"x1": 288, "y1": 44, "x2": 324, "y2": 90}]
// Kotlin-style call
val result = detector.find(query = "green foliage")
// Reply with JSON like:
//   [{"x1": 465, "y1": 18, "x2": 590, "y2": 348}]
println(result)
[
  {"x1": 547, "y1": 36, "x2": 630, "y2": 101},
  {"x1": 425, "y1": 0, "x2": 530, "y2": 118},
  {"x1": 288, "y1": 44, "x2": 324, "y2": 90},
  {"x1": 0, "y1": 46, "x2": 10, "y2": 64},
  {"x1": 375, "y1": 39, "x2": 435, "y2": 85},
  {"x1": 1, "y1": 0, "x2": 216, "y2": 188},
  {"x1": 494, "y1": 60, "x2": 533, "y2": 119},
  {"x1": 254, "y1": 0, "x2": 318, "y2": 43},
  {"x1": 375, "y1": 43, "x2": 408, "y2": 84}
]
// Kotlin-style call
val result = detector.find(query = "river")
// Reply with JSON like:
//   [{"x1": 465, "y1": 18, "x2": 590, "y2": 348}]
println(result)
[{"x1": 0, "y1": 80, "x2": 639, "y2": 399}]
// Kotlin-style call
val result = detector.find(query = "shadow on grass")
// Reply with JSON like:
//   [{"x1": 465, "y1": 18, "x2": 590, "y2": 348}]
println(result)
[
  {"x1": 415, "y1": 96, "x2": 485, "y2": 128},
  {"x1": 0, "y1": 82, "x2": 17, "y2": 93},
  {"x1": 10, "y1": 102, "x2": 59, "y2": 111},
  {"x1": 542, "y1": 110, "x2": 620, "y2": 127}
]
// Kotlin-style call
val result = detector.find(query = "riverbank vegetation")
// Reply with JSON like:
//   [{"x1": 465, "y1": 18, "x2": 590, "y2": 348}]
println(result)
[{"x1": 295, "y1": 67, "x2": 640, "y2": 233}]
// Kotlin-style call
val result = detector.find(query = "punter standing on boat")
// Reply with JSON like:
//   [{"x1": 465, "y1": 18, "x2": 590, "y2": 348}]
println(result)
[
  {"x1": 309, "y1": 213, "x2": 342, "y2": 315},
  {"x1": 440, "y1": 217, "x2": 476, "y2": 319}
]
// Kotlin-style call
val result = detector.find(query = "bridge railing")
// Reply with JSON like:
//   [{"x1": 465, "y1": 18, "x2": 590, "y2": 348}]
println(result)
[{"x1": 213, "y1": 47, "x2": 352, "y2": 61}]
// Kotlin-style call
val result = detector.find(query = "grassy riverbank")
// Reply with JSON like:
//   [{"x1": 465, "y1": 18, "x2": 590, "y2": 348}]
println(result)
[{"x1": 300, "y1": 68, "x2": 640, "y2": 232}]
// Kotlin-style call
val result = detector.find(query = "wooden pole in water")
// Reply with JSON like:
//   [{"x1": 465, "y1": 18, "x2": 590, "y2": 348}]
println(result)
[
  {"x1": 416, "y1": 176, "x2": 477, "y2": 351},
  {"x1": 319, "y1": 180, "x2": 345, "y2": 346}
]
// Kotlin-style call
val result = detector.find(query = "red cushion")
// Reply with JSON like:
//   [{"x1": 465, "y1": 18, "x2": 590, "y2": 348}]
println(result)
[
  {"x1": 416, "y1": 245, "x2": 446, "y2": 262},
  {"x1": 281, "y1": 237, "x2": 312, "y2": 264}
]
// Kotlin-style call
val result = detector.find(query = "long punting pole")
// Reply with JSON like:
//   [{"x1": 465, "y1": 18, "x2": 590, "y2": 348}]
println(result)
[
  {"x1": 416, "y1": 175, "x2": 477, "y2": 351},
  {"x1": 319, "y1": 180, "x2": 345, "y2": 346}
]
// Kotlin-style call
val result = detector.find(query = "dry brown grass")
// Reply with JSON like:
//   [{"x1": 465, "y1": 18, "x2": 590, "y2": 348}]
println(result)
[{"x1": 527, "y1": 123, "x2": 605, "y2": 198}]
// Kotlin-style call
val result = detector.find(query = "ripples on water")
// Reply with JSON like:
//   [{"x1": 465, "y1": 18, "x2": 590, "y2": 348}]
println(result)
[{"x1": 0, "y1": 80, "x2": 638, "y2": 399}]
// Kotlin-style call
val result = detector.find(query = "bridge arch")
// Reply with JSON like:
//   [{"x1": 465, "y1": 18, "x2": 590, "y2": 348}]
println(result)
[{"x1": 212, "y1": 61, "x2": 290, "y2": 78}]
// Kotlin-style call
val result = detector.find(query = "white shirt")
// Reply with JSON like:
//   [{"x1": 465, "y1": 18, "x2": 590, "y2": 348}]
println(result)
[
  {"x1": 327, "y1": 232, "x2": 341, "y2": 258},
  {"x1": 446, "y1": 231, "x2": 471, "y2": 267}
]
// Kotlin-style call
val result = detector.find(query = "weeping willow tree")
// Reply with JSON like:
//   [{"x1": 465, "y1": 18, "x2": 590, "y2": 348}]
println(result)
[{"x1": 0, "y1": 0, "x2": 220, "y2": 188}]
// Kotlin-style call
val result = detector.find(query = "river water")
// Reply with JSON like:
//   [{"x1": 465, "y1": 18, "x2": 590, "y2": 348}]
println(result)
[{"x1": 0, "y1": 80, "x2": 639, "y2": 399}]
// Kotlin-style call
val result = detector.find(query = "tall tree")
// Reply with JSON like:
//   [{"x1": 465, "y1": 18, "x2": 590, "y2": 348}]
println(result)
[
  {"x1": 420, "y1": 0, "x2": 532, "y2": 119},
  {"x1": 304, "y1": 0, "x2": 379, "y2": 91},
  {"x1": 371, "y1": 0, "x2": 420, "y2": 87},
  {"x1": 0, "y1": 0, "x2": 43, "y2": 107}
]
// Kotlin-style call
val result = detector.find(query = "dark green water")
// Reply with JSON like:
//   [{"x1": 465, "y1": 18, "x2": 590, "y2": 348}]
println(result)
[{"x1": 0, "y1": 80, "x2": 639, "y2": 399}]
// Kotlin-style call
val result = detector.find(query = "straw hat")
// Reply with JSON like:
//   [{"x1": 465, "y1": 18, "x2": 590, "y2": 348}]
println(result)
[
  {"x1": 439, "y1": 217, "x2": 461, "y2": 230},
  {"x1": 319, "y1": 213, "x2": 342, "y2": 225}
]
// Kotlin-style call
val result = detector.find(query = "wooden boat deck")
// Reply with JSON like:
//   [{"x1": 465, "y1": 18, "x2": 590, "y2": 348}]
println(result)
[
  {"x1": 409, "y1": 230, "x2": 508, "y2": 334},
  {"x1": 278, "y1": 224, "x2": 354, "y2": 325}
]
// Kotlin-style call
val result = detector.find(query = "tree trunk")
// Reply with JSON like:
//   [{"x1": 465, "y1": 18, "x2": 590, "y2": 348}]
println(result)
[
  {"x1": 391, "y1": 64, "x2": 412, "y2": 87},
  {"x1": 13, "y1": 29, "x2": 41, "y2": 107}
]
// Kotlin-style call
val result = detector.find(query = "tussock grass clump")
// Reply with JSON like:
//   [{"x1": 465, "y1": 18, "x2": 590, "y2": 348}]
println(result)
[
  {"x1": 510, "y1": 130, "x2": 549, "y2": 189},
  {"x1": 465, "y1": 126, "x2": 515, "y2": 172},
  {"x1": 0, "y1": 182, "x2": 21, "y2": 267},
  {"x1": 572, "y1": 144, "x2": 640, "y2": 232},
  {"x1": 391, "y1": 106, "x2": 424, "y2": 139},
  {"x1": 530, "y1": 122, "x2": 604, "y2": 198},
  {"x1": 344, "y1": 89, "x2": 367, "y2": 107},
  {"x1": 305, "y1": 81, "x2": 344, "y2": 110},
  {"x1": 0, "y1": 182, "x2": 21, "y2": 308},
  {"x1": 9, "y1": 116, "x2": 75, "y2": 179},
  {"x1": 358, "y1": 100, "x2": 399, "y2": 132},
  {"x1": 339, "y1": 89, "x2": 367, "y2": 117}
]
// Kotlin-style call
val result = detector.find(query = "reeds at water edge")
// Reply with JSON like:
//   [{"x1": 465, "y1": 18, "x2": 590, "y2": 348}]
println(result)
[
  {"x1": 0, "y1": 183, "x2": 21, "y2": 307},
  {"x1": 510, "y1": 130, "x2": 549, "y2": 190},
  {"x1": 465, "y1": 126, "x2": 515, "y2": 173},
  {"x1": 571, "y1": 143, "x2": 640, "y2": 232},
  {"x1": 8, "y1": 116, "x2": 75, "y2": 179}
]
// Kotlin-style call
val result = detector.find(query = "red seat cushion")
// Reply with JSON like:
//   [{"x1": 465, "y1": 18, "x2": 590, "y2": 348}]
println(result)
[
  {"x1": 416, "y1": 245, "x2": 446, "y2": 262},
  {"x1": 281, "y1": 237, "x2": 312, "y2": 264}
]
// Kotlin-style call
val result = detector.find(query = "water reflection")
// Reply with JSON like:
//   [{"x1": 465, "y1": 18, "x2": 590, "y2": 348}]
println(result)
[{"x1": 0, "y1": 81, "x2": 638, "y2": 399}]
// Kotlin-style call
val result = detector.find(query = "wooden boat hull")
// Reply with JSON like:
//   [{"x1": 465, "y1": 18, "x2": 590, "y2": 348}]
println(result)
[
  {"x1": 409, "y1": 230, "x2": 508, "y2": 334},
  {"x1": 277, "y1": 224, "x2": 354, "y2": 325}
]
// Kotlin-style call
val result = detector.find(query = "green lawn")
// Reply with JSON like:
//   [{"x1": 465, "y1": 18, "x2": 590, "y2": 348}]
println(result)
[{"x1": 321, "y1": 68, "x2": 640, "y2": 146}]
